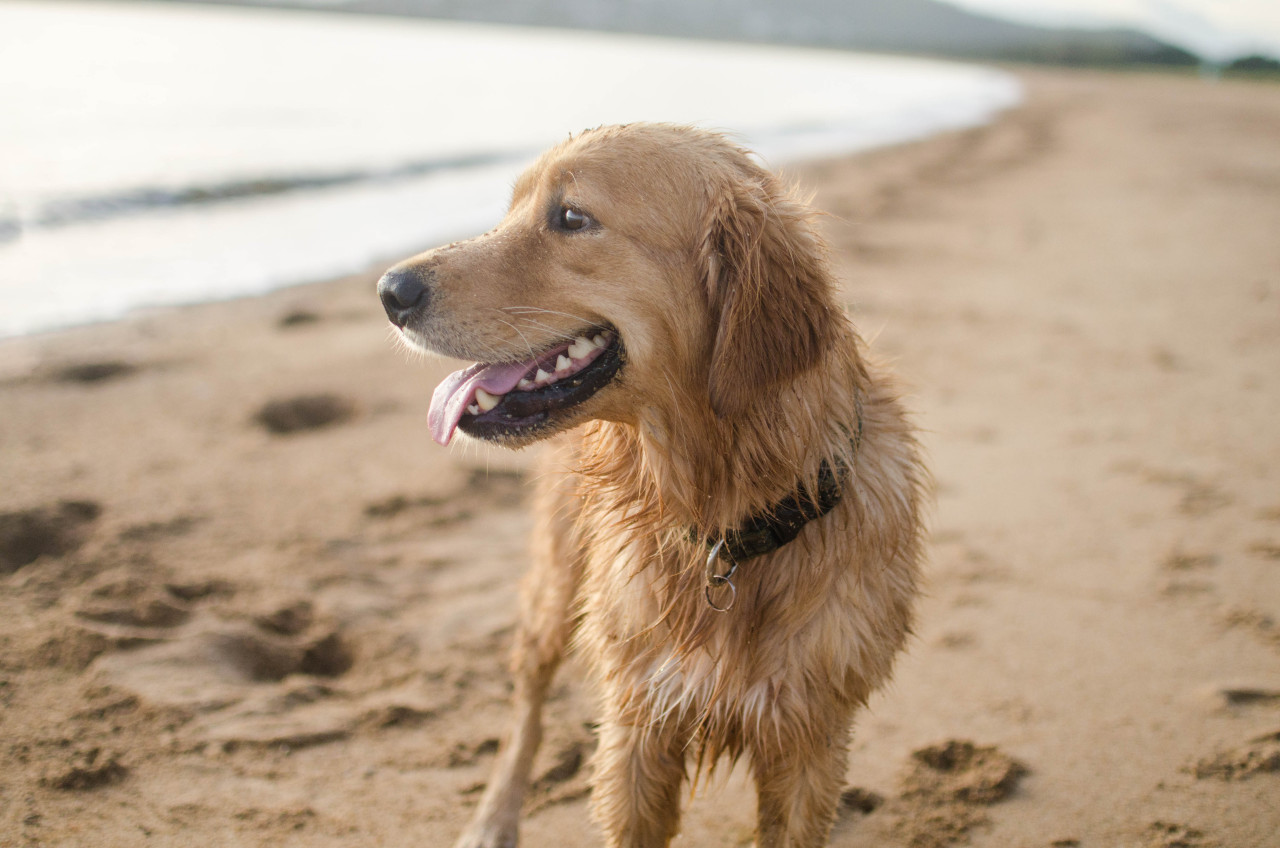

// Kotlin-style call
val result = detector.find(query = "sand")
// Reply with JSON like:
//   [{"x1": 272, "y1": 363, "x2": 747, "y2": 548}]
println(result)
[{"x1": 1, "y1": 68, "x2": 1278, "y2": 847}]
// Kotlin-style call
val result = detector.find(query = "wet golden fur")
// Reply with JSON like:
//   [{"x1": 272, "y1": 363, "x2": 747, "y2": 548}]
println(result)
[{"x1": 382, "y1": 124, "x2": 928, "y2": 847}]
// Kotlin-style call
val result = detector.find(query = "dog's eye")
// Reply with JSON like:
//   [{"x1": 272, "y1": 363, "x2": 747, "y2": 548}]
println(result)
[{"x1": 558, "y1": 206, "x2": 592, "y2": 232}]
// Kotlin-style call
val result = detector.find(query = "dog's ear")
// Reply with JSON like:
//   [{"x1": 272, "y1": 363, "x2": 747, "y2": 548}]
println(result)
[{"x1": 703, "y1": 173, "x2": 837, "y2": 419}]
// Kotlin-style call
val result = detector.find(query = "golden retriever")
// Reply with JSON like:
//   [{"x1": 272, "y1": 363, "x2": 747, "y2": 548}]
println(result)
[{"x1": 378, "y1": 124, "x2": 927, "y2": 848}]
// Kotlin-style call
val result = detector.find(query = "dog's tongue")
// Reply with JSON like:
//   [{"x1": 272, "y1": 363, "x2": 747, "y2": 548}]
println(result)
[{"x1": 428, "y1": 360, "x2": 531, "y2": 446}]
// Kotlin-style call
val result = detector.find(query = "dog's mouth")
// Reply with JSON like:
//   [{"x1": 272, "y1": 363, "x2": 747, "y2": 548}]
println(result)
[{"x1": 428, "y1": 328, "x2": 624, "y2": 445}]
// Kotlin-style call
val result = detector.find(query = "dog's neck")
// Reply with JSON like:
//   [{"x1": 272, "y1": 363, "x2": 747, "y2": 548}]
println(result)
[{"x1": 580, "y1": 328, "x2": 870, "y2": 538}]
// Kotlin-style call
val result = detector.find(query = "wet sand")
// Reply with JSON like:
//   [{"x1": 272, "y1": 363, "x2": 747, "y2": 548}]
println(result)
[{"x1": 1, "y1": 68, "x2": 1278, "y2": 847}]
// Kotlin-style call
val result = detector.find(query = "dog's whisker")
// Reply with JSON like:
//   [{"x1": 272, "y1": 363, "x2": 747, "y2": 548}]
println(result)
[
  {"x1": 495, "y1": 310, "x2": 609, "y2": 350},
  {"x1": 506, "y1": 316, "x2": 566, "y2": 338},
  {"x1": 387, "y1": 326, "x2": 431, "y2": 362},
  {"x1": 502, "y1": 305, "x2": 599, "y2": 327},
  {"x1": 492, "y1": 315, "x2": 540, "y2": 362}
]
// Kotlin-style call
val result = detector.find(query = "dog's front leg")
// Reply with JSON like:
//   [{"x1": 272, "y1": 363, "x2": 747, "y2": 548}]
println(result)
[
  {"x1": 453, "y1": 470, "x2": 583, "y2": 848},
  {"x1": 590, "y1": 710, "x2": 687, "y2": 848},
  {"x1": 749, "y1": 711, "x2": 853, "y2": 848}
]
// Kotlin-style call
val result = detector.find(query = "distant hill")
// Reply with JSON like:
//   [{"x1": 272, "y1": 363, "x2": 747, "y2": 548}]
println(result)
[
  {"x1": 166, "y1": 0, "x2": 1201, "y2": 67},
  {"x1": 1224, "y1": 54, "x2": 1280, "y2": 77}
]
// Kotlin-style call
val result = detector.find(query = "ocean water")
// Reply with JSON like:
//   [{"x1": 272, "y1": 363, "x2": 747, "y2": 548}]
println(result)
[{"x1": 0, "y1": 1, "x2": 1021, "y2": 337}]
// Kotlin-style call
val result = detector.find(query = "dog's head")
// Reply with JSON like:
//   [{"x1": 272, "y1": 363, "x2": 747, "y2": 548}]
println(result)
[{"x1": 379, "y1": 123, "x2": 837, "y2": 449}]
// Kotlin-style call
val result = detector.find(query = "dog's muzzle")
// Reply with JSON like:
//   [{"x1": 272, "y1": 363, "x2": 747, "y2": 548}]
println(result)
[{"x1": 377, "y1": 266, "x2": 433, "y2": 328}]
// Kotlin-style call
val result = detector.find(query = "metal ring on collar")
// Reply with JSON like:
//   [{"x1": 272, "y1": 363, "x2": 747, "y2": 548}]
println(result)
[
  {"x1": 704, "y1": 539, "x2": 738, "y2": 612},
  {"x1": 704, "y1": 577, "x2": 737, "y2": 612}
]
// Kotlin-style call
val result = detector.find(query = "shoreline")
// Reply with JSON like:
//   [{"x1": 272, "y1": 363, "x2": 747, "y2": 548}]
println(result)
[
  {"x1": 2, "y1": 68, "x2": 1279, "y2": 847},
  {"x1": 1, "y1": 0, "x2": 1019, "y2": 340}
]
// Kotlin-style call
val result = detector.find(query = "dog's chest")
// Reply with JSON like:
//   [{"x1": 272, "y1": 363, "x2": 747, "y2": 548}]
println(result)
[
  {"x1": 638, "y1": 639, "x2": 779, "y2": 729},
  {"x1": 580, "y1": 537, "x2": 796, "y2": 725}
]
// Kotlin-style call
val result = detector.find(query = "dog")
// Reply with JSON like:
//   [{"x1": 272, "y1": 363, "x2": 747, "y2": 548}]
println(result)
[{"x1": 378, "y1": 124, "x2": 927, "y2": 848}]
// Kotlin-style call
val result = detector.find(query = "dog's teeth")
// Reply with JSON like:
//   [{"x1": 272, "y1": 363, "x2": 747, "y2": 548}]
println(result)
[
  {"x1": 555, "y1": 354, "x2": 572, "y2": 373},
  {"x1": 517, "y1": 377, "x2": 535, "y2": 391},
  {"x1": 466, "y1": 403, "x2": 480, "y2": 415},
  {"x1": 592, "y1": 334, "x2": 607, "y2": 348},
  {"x1": 568, "y1": 336, "x2": 594, "y2": 359},
  {"x1": 535, "y1": 367, "x2": 552, "y2": 385},
  {"x1": 475, "y1": 388, "x2": 501, "y2": 411}
]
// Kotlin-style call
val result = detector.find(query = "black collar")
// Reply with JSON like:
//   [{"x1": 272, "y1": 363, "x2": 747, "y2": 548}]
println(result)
[
  {"x1": 700, "y1": 404, "x2": 864, "y2": 566},
  {"x1": 708, "y1": 457, "x2": 847, "y2": 563}
]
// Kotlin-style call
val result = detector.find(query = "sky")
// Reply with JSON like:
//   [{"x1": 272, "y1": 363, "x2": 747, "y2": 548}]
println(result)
[
  {"x1": 945, "y1": 0, "x2": 1280, "y2": 61},
  {"x1": 212, "y1": 0, "x2": 1280, "y2": 62}
]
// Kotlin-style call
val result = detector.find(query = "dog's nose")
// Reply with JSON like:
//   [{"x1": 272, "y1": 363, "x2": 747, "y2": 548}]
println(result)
[{"x1": 377, "y1": 266, "x2": 432, "y2": 328}]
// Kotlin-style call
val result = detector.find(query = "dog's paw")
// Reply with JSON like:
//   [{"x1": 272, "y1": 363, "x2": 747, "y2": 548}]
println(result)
[{"x1": 452, "y1": 821, "x2": 518, "y2": 848}]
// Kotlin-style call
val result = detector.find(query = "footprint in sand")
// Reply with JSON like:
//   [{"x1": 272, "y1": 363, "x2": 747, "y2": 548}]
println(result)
[
  {"x1": 1158, "y1": 547, "x2": 1220, "y2": 598},
  {"x1": 1247, "y1": 540, "x2": 1280, "y2": 561},
  {"x1": 1115, "y1": 464, "x2": 1233, "y2": 518},
  {"x1": 51, "y1": 360, "x2": 138, "y2": 384},
  {"x1": 40, "y1": 746, "x2": 129, "y2": 792},
  {"x1": 165, "y1": 579, "x2": 236, "y2": 603},
  {"x1": 935, "y1": 631, "x2": 978, "y2": 650},
  {"x1": 86, "y1": 610, "x2": 359, "y2": 758},
  {"x1": 526, "y1": 737, "x2": 596, "y2": 811},
  {"x1": 77, "y1": 574, "x2": 456, "y2": 761},
  {"x1": 86, "y1": 588, "x2": 352, "y2": 701},
  {"x1": 42, "y1": 571, "x2": 213, "y2": 670},
  {"x1": 533, "y1": 738, "x2": 590, "y2": 789},
  {"x1": 1215, "y1": 687, "x2": 1280, "y2": 707},
  {"x1": 836, "y1": 786, "x2": 884, "y2": 818},
  {"x1": 1161, "y1": 548, "x2": 1219, "y2": 572},
  {"x1": 207, "y1": 621, "x2": 354, "y2": 682},
  {"x1": 1145, "y1": 821, "x2": 1216, "y2": 848},
  {"x1": 254, "y1": 599, "x2": 313, "y2": 636},
  {"x1": 364, "y1": 467, "x2": 526, "y2": 527},
  {"x1": 1220, "y1": 607, "x2": 1280, "y2": 652},
  {"x1": 0, "y1": 499, "x2": 101, "y2": 574},
  {"x1": 76, "y1": 573, "x2": 193, "y2": 630},
  {"x1": 447, "y1": 737, "x2": 501, "y2": 768},
  {"x1": 118, "y1": 514, "x2": 202, "y2": 543},
  {"x1": 277, "y1": 308, "x2": 322, "y2": 328},
  {"x1": 254, "y1": 393, "x2": 357, "y2": 434},
  {"x1": 888, "y1": 739, "x2": 1028, "y2": 848},
  {"x1": 902, "y1": 739, "x2": 1028, "y2": 805},
  {"x1": 364, "y1": 492, "x2": 473, "y2": 527},
  {"x1": 1190, "y1": 730, "x2": 1280, "y2": 781}
]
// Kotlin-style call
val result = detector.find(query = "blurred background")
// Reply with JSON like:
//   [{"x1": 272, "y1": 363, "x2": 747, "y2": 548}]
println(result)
[{"x1": 2, "y1": 0, "x2": 1277, "y2": 338}]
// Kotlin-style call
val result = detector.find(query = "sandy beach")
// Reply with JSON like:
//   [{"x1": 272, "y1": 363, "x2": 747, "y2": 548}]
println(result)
[{"x1": 1, "y1": 68, "x2": 1278, "y2": 847}]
